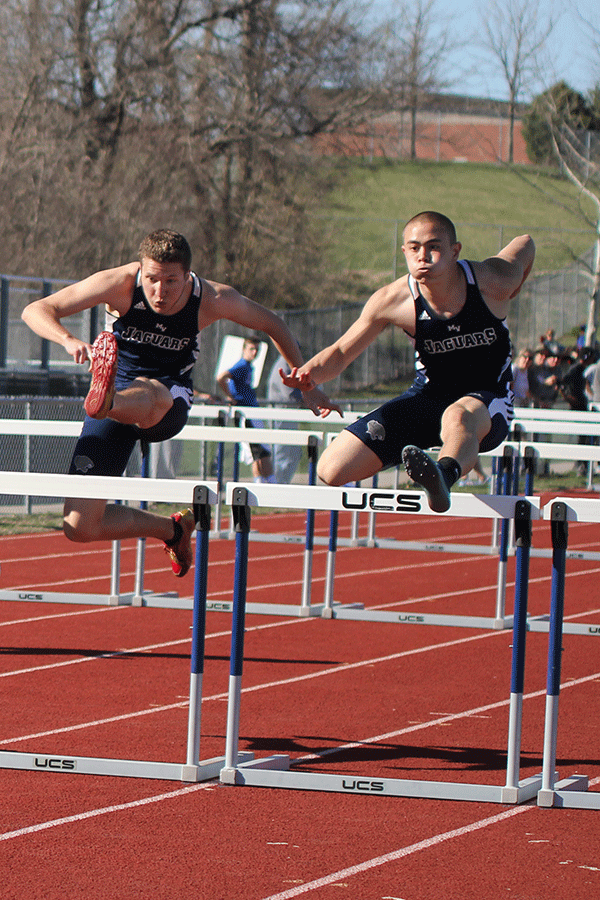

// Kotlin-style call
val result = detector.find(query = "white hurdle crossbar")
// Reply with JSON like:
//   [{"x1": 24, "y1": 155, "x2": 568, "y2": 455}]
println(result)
[
  {"x1": 219, "y1": 482, "x2": 542, "y2": 804},
  {"x1": 0, "y1": 477, "x2": 252, "y2": 781}
]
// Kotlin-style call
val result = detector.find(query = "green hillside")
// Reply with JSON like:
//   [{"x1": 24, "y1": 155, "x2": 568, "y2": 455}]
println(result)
[{"x1": 320, "y1": 160, "x2": 595, "y2": 283}]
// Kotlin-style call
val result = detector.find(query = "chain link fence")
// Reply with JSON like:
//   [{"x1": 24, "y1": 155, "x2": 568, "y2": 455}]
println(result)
[{"x1": 1, "y1": 222, "x2": 597, "y2": 399}]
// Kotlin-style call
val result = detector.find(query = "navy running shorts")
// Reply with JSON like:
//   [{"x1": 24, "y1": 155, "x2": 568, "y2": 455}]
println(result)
[{"x1": 345, "y1": 380, "x2": 513, "y2": 469}]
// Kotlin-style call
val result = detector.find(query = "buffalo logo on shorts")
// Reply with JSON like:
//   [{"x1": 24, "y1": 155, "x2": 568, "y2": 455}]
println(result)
[
  {"x1": 73, "y1": 455, "x2": 94, "y2": 474},
  {"x1": 366, "y1": 420, "x2": 385, "y2": 441}
]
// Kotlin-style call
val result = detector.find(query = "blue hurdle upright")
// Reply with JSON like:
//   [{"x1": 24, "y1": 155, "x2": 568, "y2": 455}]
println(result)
[
  {"x1": 537, "y1": 498, "x2": 599, "y2": 808},
  {"x1": 219, "y1": 483, "x2": 542, "y2": 804}
]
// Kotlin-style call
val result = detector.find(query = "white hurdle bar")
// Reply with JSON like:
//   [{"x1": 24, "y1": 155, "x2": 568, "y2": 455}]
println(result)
[
  {"x1": 0, "y1": 419, "x2": 324, "y2": 612},
  {"x1": 537, "y1": 498, "x2": 600, "y2": 808},
  {"x1": 0, "y1": 468, "x2": 216, "y2": 608},
  {"x1": 225, "y1": 481, "x2": 541, "y2": 630},
  {"x1": 0, "y1": 478, "x2": 252, "y2": 781},
  {"x1": 219, "y1": 483, "x2": 542, "y2": 804}
]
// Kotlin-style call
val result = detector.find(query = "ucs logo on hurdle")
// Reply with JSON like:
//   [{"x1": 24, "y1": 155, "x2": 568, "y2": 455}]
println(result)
[
  {"x1": 33, "y1": 757, "x2": 77, "y2": 770},
  {"x1": 341, "y1": 491, "x2": 422, "y2": 513},
  {"x1": 341, "y1": 779, "x2": 385, "y2": 792}
]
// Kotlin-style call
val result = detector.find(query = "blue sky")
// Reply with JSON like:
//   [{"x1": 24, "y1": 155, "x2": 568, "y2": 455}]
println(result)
[{"x1": 370, "y1": 0, "x2": 598, "y2": 101}]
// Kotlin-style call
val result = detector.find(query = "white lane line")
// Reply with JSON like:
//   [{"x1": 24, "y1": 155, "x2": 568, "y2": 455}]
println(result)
[
  {"x1": 0, "y1": 615, "x2": 309, "y2": 679},
  {"x1": 0, "y1": 782, "x2": 215, "y2": 843},
  {"x1": 4, "y1": 623, "x2": 600, "y2": 749},
  {"x1": 0, "y1": 547, "x2": 480, "y2": 592},
  {"x1": 259, "y1": 776, "x2": 600, "y2": 900},
  {"x1": 296, "y1": 668, "x2": 600, "y2": 763},
  {"x1": 1, "y1": 628, "x2": 504, "y2": 742},
  {"x1": 259, "y1": 805, "x2": 536, "y2": 900},
  {"x1": 0, "y1": 606, "x2": 126, "y2": 628}
]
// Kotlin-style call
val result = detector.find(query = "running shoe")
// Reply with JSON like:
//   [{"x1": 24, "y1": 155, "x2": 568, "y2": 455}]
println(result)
[
  {"x1": 163, "y1": 509, "x2": 195, "y2": 577},
  {"x1": 401, "y1": 445, "x2": 451, "y2": 513},
  {"x1": 84, "y1": 331, "x2": 118, "y2": 419}
]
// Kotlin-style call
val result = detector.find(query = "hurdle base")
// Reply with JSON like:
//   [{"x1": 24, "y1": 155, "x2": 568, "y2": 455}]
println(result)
[
  {"x1": 135, "y1": 591, "x2": 192, "y2": 610},
  {"x1": 220, "y1": 763, "x2": 538, "y2": 803},
  {"x1": 220, "y1": 754, "x2": 290, "y2": 784},
  {"x1": 500, "y1": 773, "x2": 544, "y2": 804},
  {"x1": 537, "y1": 775, "x2": 591, "y2": 808},
  {"x1": 131, "y1": 590, "x2": 180, "y2": 608},
  {"x1": 0, "y1": 749, "x2": 252, "y2": 782},
  {"x1": 321, "y1": 602, "x2": 365, "y2": 619},
  {"x1": 319, "y1": 605, "x2": 514, "y2": 631},
  {"x1": 0, "y1": 589, "x2": 133, "y2": 607},
  {"x1": 527, "y1": 615, "x2": 600, "y2": 637}
]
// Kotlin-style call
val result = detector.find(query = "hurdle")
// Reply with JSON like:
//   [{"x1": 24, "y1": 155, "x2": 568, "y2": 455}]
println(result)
[
  {"x1": 219, "y1": 482, "x2": 543, "y2": 804},
  {"x1": 163, "y1": 421, "x2": 324, "y2": 538},
  {"x1": 513, "y1": 443, "x2": 600, "y2": 567},
  {"x1": 0, "y1": 477, "x2": 252, "y2": 781},
  {"x1": 234, "y1": 474, "x2": 540, "y2": 631},
  {"x1": 0, "y1": 417, "x2": 325, "y2": 613},
  {"x1": 0, "y1": 456, "x2": 222, "y2": 608},
  {"x1": 511, "y1": 410, "x2": 600, "y2": 491},
  {"x1": 537, "y1": 498, "x2": 600, "y2": 808}
]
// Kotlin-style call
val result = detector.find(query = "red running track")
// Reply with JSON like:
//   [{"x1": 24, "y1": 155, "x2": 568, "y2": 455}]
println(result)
[{"x1": 1, "y1": 498, "x2": 600, "y2": 899}]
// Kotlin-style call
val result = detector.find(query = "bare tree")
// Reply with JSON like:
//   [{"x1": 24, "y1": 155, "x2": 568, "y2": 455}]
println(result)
[
  {"x1": 550, "y1": 116, "x2": 600, "y2": 344},
  {"x1": 480, "y1": 0, "x2": 556, "y2": 163},
  {"x1": 0, "y1": 0, "x2": 390, "y2": 307},
  {"x1": 379, "y1": 0, "x2": 459, "y2": 160}
]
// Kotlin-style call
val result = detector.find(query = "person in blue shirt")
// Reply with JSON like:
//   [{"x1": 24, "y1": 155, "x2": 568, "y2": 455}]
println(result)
[{"x1": 217, "y1": 337, "x2": 274, "y2": 481}]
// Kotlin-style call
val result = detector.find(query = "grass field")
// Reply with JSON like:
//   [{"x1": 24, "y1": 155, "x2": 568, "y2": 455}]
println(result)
[{"x1": 319, "y1": 159, "x2": 596, "y2": 281}]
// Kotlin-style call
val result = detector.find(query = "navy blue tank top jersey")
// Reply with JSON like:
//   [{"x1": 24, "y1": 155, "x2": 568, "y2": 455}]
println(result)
[
  {"x1": 105, "y1": 271, "x2": 202, "y2": 386},
  {"x1": 409, "y1": 259, "x2": 512, "y2": 397}
]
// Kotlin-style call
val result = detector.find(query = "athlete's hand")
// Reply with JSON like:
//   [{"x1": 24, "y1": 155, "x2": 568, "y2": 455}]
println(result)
[
  {"x1": 279, "y1": 366, "x2": 314, "y2": 391},
  {"x1": 64, "y1": 336, "x2": 94, "y2": 368},
  {"x1": 301, "y1": 386, "x2": 343, "y2": 418},
  {"x1": 280, "y1": 367, "x2": 342, "y2": 417}
]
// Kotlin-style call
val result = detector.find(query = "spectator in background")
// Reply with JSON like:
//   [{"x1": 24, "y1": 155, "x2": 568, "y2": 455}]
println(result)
[
  {"x1": 267, "y1": 354, "x2": 304, "y2": 483},
  {"x1": 584, "y1": 352, "x2": 600, "y2": 408},
  {"x1": 559, "y1": 346, "x2": 598, "y2": 475},
  {"x1": 576, "y1": 325, "x2": 587, "y2": 350},
  {"x1": 528, "y1": 346, "x2": 559, "y2": 409},
  {"x1": 541, "y1": 328, "x2": 562, "y2": 356},
  {"x1": 511, "y1": 348, "x2": 533, "y2": 407},
  {"x1": 217, "y1": 336, "x2": 274, "y2": 482},
  {"x1": 559, "y1": 346, "x2": 596, "y2": 410}
]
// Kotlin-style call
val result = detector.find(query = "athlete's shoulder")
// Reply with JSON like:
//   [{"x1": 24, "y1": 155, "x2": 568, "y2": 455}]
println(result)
[
  {"x1": 69, "y1": 261, "x2": 138, "y2": 315},
  {"x1": 363, "y1": 275, "x2": 414, "y2": 333},
  {"x1": 367, "y1": 274, "x2": 411, "y2": 312}
]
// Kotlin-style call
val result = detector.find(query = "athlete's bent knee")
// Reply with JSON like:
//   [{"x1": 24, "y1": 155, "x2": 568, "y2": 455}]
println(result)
[{"x1": 442, "y1": 403, "x2": 477, "y2": 435}]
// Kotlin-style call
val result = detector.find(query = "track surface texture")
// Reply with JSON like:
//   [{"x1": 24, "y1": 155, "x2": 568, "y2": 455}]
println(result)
[{"x1": 1, "y1": 492, "x2": 600, "y2": 899}]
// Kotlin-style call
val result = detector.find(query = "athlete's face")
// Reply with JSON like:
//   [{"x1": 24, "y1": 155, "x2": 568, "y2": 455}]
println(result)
[
  {"x1": 401, "y1": 222, "x2": 461, "y2": 283},
  {"x1": 140, "y1": 258, "x2": 190, "y2": 314}
]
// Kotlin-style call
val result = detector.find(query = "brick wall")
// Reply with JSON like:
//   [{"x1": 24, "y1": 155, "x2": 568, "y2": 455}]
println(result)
[{"x1": 312, "y1": 109, "x2": 530, "y2": 165}]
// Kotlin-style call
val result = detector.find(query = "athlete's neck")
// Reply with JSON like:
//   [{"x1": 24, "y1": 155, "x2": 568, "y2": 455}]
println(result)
[{"x1": 418, "y1": 262, "x2": 465, "y2": 317}]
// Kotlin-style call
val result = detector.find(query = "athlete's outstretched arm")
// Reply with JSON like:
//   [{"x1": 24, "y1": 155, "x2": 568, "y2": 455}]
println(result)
[
  {"x1": 477, "y1": 235, "x2": 536, "y2": 303},
  {"x1": 281, "y1": 283, "x2": 410, "y2": 391},
  {"x1": 202, "y1": 281, "x2": 342, "y2": 416}
]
